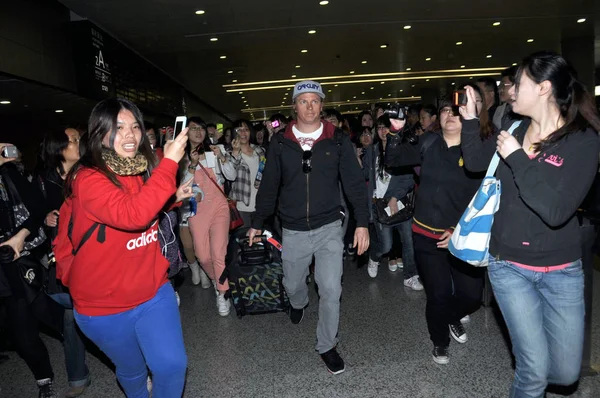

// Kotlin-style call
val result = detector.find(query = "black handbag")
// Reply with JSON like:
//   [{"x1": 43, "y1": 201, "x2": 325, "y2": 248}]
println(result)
[{"x1": 373, "y1": 191, "x2": 415, "y2": 225}]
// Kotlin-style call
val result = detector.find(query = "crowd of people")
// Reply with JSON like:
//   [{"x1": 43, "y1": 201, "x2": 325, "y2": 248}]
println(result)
[{"x1": 0, "y1": 50, "x2": 599, "y2": 398}]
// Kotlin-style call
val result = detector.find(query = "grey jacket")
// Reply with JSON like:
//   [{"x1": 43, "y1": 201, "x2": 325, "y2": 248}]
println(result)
[{"x1": 363, "y1": 142, "x2": 415, "y2": 221}]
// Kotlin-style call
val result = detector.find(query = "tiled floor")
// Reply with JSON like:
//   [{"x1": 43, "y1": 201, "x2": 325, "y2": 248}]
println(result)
[{"x1": 2, "y1": 259, "x2": 600, "y2": 398}]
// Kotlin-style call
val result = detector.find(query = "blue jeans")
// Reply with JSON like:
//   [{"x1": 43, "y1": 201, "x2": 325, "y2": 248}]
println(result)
[
  {"x1": 370, "y1": 219, "x2": 417, "y2": 279},
  {"x1": 74, "y1": 283, "x2": 187, "y2": 398},
  {"x1": 49, "y1": 293, "x2": 90, "y2": 388},
  {"x1": 488, "y1": 257, "x2": 584, "y2": 398}
]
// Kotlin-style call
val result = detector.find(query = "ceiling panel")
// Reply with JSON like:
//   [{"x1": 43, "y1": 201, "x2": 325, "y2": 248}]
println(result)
[{"x1": 58, "y1": 0, "x2": 597, "y2": 120}]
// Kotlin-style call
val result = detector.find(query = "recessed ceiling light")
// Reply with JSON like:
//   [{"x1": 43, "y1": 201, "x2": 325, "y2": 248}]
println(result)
[
  {"x1": 210, "y1": 37, "x2": 218, "y2": 42},
  {"x1": 361, "y1": 60, "x2": 367, "y2": 64},
  {"x1": 470, "y1": 76, "x2": 474, "y2": 79},
  {"x1": 195, "y1": 10, "x2": 205, "y2": 15},
  {"x1": 451, "y1": 82, "x2": 455, "y2": 85},
  {"x1": 404, "y1": 25, "x2": 411, "y2": 30},
  {"x1": 426, "y1": 79, "x2": 430, "y2": 82},
  {"x1": 319, "y1": 0, "x2": 329, "y2": 5},
  {"x1": 388, "y1": 94, "x2": 392, "y2": 97},
  {"x1": 486, "y1": 54, "x2": 492, "y2": 58},
  {"x1": 456, "y1": 41, "x2": 463, "y2": 45},
  {"x1": 220, "y1": 55, "x2": 227, "y2": 59},
  {"x1": 334, "y1": 84, "x2": 338, "y2": 87},
  {"x1": 380, "y1": 82, "x2": 385, "y2": 84},
  {"x1": 361, "y1": 92, "x2": 365, "y2": 94},
  {"x1": 239, "y1": 91, "x2": 243, "y2": 94},
  {"x1": 527, "y1": 38, "x2": 534, "y2": 43},
  {"x1": 328, "y1": 89, "x2": 332, "y2": 92},
  {"x1": 295, "y1": 65, "x2": 301, "y2": 68},
  {"x1": 412, "y1": 85, "x2": 416, "y2": 87},
  {"x1": 379, "y1": 97, "x2": 383, "y2": 100},
  {"x1": 347, "y1": 100, "x2": 350, "y2": 102},
  {"x1": 512, "y1": 63, "x2": 518, "y2": 66},
  {"x1": 399, "y1": 89, "x2": 403, "y2": 92},
  {"x1": 349, "y1": 71, "x2": 355, "y2": 74},
  {"x1": 55, "y1": 109, "x2": 64, "y2": 113},
  {"x1": 370, "y1": 87, "x2": 374, "y2": 90},
  {"x1": 493, "y1": 21, "x2": 501, "y2": 26},
  {"x1": 380, "y1": 44, "x2": 388, "y2": 49},
  {"x1": 308, "y1": 30, "x2": 317, "y2": 34},
  {"x1": 425, "y1": 57, "x2": 431, "y2": 61},
  {"x1": 353, "y1": 96, "x2": 357, "y2": 99},
  {"x1": 406, "y1": 67, "x2": 412, "y2": 71},
  {"x1": 232, "y1": 79, "x2": 238, "y2": 83},
  {"x1": 291, "y1": 75, "x2": 296, "y2": 78},
  {"x1": 0, "y1": 100, "x2": 10, "y2": 105},
  {"x1": 460, "y1": 65, "x2": 466, "y2": 68},
  {"x1": 241, "y1": 96, "x2": 245, "y2": 99},
  {"x1": 228, "y1": 70, "x2": 233, "y2": 74},
  {"x1": 301, "y1": 49, "x2": 308, "y2": 53},
  {"x1": 577, "y1": 18, "x2": 586, "y2": 23}
]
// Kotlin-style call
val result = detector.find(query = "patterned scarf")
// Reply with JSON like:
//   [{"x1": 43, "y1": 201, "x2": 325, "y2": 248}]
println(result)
[{"x1": 101, "y1": 149, "x2": 148, "y2": 176}]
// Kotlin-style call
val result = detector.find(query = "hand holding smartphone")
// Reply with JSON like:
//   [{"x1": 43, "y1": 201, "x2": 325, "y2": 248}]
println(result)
[{"x1": 0, "y1": 144, "x2": 18, "y2": 166}]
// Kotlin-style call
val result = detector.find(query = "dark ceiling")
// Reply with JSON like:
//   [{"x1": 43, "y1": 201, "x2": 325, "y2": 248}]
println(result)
[{"x1": 57, "y1": 0, "x2": 598, "y2": 121}]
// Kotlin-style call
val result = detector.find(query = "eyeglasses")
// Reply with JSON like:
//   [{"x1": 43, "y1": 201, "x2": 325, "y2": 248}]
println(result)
[
  {"x1": 189, "y1": 126, "x2": 204, "y2": 132},
  {"x1": 440, "y1": 106, "x2": 461, "y2": 117},
  {"x1": 235, "y1": 127, "x2": 249, "y2": 134},
  {"x1": 302, "y1": 150, "x2": 312, "y2": 174}
]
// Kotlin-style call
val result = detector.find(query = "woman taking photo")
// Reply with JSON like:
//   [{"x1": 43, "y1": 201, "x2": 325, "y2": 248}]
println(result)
[
  {"x1": 460, "y1": 51, "x2": 600, "y2": 397},
  {"x1": 363, "y1": 115, "x2": 422, "y2": 290},
  {"x1": 54, "y1": 98, "x2": 193, "y2": 398},
  {"x1": 184, "y1": 117, "x2": 231, "y2": 316},
  {"x1": 385, "y1": 84, "x2": 493, "y2": 365}
]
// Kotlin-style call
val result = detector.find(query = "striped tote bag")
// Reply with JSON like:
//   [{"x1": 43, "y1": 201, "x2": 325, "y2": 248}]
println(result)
[{"x1": 449, "y1": 121, "x2": 522, "y2": 267}]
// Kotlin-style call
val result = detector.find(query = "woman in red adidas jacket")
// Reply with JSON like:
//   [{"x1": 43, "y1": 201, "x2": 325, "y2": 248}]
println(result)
[{"x1": 54, "y1": 98, "x2": 193, "y2": 398}]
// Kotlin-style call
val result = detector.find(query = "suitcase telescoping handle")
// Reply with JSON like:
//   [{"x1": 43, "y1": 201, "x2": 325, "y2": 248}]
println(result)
[{"x1": 237, "y1": 235, "x2": 268, "y2": 246}]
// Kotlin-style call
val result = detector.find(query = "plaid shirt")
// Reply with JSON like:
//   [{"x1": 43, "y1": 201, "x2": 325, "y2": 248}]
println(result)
[{"x1": 225, "y1": 145, "x2": 265, "y2": 206}]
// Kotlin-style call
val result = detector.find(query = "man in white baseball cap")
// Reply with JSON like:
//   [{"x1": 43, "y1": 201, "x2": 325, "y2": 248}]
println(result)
[{"x1": 248, "y1": 80, "x2": 370, "y2": 375}]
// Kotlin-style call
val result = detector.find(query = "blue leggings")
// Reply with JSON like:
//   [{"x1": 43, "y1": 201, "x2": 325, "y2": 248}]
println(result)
[{"x1": 74, "y1": 283, "x2": 187, "y2": 398}]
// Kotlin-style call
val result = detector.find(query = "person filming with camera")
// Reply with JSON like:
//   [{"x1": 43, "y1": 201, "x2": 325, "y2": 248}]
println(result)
[{"x1": 384, "y1": 88, "x2": 492, "y2": 365}]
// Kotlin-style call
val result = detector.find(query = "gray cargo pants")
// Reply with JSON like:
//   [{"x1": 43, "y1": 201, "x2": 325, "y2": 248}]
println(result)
[{"x1": 281, "y1": 220, "x2": 344, "y2": 354}]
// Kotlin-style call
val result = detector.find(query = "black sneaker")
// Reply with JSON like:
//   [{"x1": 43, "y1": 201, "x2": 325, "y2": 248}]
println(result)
[
  {"x1": 289, "y1": 307, "x2": 304, "y2": 324},
  {"x1": 449, "y1": 322, "x2": 468, "y2": 344},
  {"x1": 320, "y1": 348, "x2": 345, "y2": 375},
  {"x1": 37, "y1": 378, "x2": 57, "y2": 398},
  {"x1": 432, "y1": 346, "x2": 449, "y2": 365}
]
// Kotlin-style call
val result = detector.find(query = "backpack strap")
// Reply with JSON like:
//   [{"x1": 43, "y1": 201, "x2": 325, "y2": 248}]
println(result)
[{"x1": 68, "y1": 213, "x2": 104, "y2": 255}]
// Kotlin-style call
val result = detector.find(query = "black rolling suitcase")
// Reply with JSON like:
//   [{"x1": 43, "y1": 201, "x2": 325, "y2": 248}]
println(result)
[{"x1": 219, "y1": 227, "x2": 289, "y2": 318}]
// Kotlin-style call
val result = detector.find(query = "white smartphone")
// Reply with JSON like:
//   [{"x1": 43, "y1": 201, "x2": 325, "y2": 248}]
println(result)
[
  {"x1": 205, "y1": 151, "x2": 216, "y2": 168},
  {"x1": 172, "y1": 116, "x2": 187, "y2": 141}
]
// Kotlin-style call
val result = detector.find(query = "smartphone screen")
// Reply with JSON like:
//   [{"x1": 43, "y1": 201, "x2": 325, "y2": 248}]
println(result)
[
  {"x1": 173, "y1": 120, "x2": 185, "y2": 140},
  {"x1": 272, "y1": 120, "x2": 280, "y2": 128}
]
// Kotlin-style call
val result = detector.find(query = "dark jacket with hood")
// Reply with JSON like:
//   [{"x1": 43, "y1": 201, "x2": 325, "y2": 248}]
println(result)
[{"x1": 252, "y1": 121, "x2": 369, "y2": 231}]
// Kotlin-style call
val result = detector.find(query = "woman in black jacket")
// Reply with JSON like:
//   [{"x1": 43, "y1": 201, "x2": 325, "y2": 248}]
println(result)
[
  {"x1": 0, "y1": 143, "x2": 62, "y2": 398},
  {"x1": 385, "y1": 85, "x2": 493, "y2": 365},
  {"x1": 37, "y1": 127, "x2": 91, "y2": 397},
  {"x1": 460, "y1": 52, "x2": 600, "y2": 397}
]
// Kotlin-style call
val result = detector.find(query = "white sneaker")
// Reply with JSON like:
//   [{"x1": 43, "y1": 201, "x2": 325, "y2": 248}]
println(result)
[
  {"x1": 200, "y1": 268, "x2": 212, "y2": 289},
  {"x1": 367, "y1": 259, "x2": 379, "y2": 278},
  {"x1": 388, "y1": 259, "x2": 398, "y2": 272},
  {"x1": 189, "y1": 261, "x2": 201, "y2": 285},
  {"x1": 404, "y1": 275, "x2": 424, "y2": 291},
  {"x1": 460, "y1": 315, "x2": 471, "y2": 324},
  {"x1": 216, "y1": 292, "x2": 230, "y2": 316},
  {"x1": 397, "y1": 258, "x2": 404, "y2": 269},
  {"x1": 175, "y1": 291, "x2": 180, "y2": 307}
]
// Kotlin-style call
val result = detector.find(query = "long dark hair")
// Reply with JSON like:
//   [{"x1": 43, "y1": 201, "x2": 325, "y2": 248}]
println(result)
[
  {"x1": 374, "y1": 115, "x2": 392, "y2": 179},
  {"x1": 515, "y1": 51, "x2": 600, "y2": 151},
  {"x1": 65, "y1": 98, "x2": 156, "y2": 197},
  {"x1": 232, "y1": 119, "x2": 257, "y2": 145},
  {"x1": 185, "y1": 116, "x2": 211, "y2": 159},
  {"x1": 40, "y1": 127, "x2": 70, "y2": 176}
]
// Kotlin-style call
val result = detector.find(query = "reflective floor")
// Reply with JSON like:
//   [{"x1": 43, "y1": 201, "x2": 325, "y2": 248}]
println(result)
[{"x1": 2, "y1": 258, "x2": 600, "y2": 398}]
